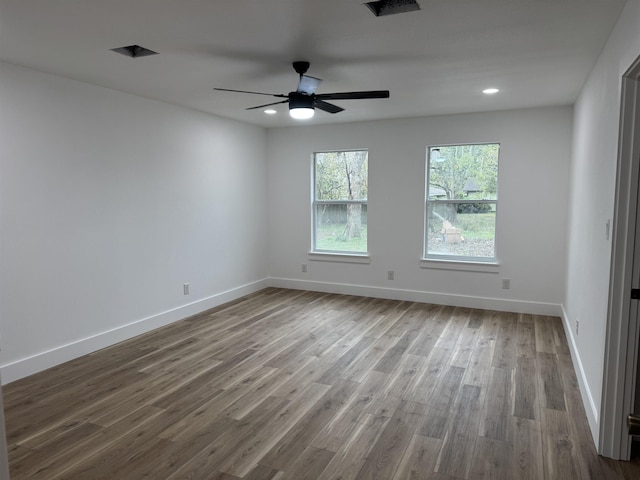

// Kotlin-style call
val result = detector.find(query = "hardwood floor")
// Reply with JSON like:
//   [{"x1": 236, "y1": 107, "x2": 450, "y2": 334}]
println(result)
[{"x1": 4, "y1": 288, "x2": 640, "y2": 479}]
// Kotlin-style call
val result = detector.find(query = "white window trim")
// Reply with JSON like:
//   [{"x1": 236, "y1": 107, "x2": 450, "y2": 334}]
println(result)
[
  {"x1": 419, "y1": 258, "x2": 499, "y2": 274},
  {"x1": 308, "y1": 252, "x2": 371, "y2": 264}
]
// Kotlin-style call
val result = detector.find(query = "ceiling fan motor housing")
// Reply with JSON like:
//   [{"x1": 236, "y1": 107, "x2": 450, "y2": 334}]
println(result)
[{"x1": 288, "y1": 91, "x2": 314, "y2": 110}]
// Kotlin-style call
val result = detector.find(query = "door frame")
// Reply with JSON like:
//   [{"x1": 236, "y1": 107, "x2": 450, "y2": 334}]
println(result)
[
  {"x1": 0, "y1": 379, "x2": 8, "y2": 479},
  {"x1": 602, "y1": 55, "x2": 640, "y2": 460}
]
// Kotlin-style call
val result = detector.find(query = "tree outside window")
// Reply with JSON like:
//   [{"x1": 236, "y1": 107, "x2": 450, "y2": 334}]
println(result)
[
  {"x1": 425, "y1": 144, "x2": 499, "y2": 261},
  {"x1": 313, "y1": 150, "x2": 368, "y2": 254}
]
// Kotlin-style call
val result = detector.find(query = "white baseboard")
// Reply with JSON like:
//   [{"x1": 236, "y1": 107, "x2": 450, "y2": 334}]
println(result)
[
  {"x1": 0, "y1": 279, "x2": 269, "y2": 384},
  {"x1": 1, "y1": 277, "x2": 565, "y2": 385},
  {"x1": 268, "y1": 277, "x2": 563, "y2": 316},
  {"x1": 560, "y1": 304, "x2": 600, "y2": 445}
]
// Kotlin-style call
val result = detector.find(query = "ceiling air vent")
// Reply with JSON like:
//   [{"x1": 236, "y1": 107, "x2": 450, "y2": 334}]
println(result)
[
  {"x1": 365, "y1": 0, "x2": 421, "y2": 17},
  {"x1": 110, "y1": 45, "x2": 158, "y2": 58}
]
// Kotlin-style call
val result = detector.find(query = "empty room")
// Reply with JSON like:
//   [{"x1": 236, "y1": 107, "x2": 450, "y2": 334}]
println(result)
[{"x1": 2, "y1": 0, "x2": 640, "y2": 478}]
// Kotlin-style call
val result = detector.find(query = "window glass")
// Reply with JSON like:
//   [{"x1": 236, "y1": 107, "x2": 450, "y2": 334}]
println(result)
[
  {"x1": 314, "y1": 150, "x2": 368, "y2": 254},
  {"x1": 425, "y1": 144, "x2": 499, "y2": 261}
]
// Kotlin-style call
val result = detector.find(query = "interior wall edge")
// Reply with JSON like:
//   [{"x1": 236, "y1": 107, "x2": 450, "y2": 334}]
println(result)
[
  {"x1": 0, "y1": 278, "x2": 269, "y2": 385},
  {"x1": 268, "y1": 277, "x2": 563, "y2": 316},
  {"x1": 561, "y1": 304, "x2": 600, "y2": 445}
]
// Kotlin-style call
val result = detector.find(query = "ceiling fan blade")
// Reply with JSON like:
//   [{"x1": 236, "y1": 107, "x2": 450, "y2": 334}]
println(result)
[
  {"x1": 297, "y1": 75, "x2": 322, "y2": 95},
  {"x1": 316, "y1": 90, "x2": 390, "y2": 100},
  {"x1": 245, "y1": 100, "x2": 289, "y2": 110},
  {"x1": 315, "y1": 99, "x2": 344, "y2": 114},
  {"x1": 214, "y1": 87, "x2": 287, "y2": 98}
]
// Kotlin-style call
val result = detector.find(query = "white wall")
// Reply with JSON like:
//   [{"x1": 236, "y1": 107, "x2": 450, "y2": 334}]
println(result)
[
  {"x1": 0, "y1": 61, "x2": 269, "y2": 382},
  {"x1": 564, "y1": 0, "x2": 640, "y2": 448},
  {"x1": 267, "y1": 107, "x2": 572, "y2": 313}
]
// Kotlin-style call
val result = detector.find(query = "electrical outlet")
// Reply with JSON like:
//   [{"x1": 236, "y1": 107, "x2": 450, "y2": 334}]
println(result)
[
  {"x1": 301, "y1": 263, "x2": 308, "y2": 273},
  {"x1": 387, "y1": 270, "x2": 395, "y2": 280},
  {"x1": 576, "y1": 319, "x2": 579, "y2": 336},
  {"x1": 183, "y1": 283, "x2": 190, "y2": 295},
  {"x1": 501, "y1": 278, "x2": 510, "y2": 290}
]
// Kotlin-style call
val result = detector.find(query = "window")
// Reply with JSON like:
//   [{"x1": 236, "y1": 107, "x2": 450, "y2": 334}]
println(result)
[
  {"x1": 425, "y1": 144, "x2": 499, "y2": 262},
  {"x1": 313, "y1": 150, "x2": 368, "y2": 254}
]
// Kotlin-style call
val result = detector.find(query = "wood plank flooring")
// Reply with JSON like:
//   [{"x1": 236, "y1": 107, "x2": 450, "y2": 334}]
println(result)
[{"x1": 4, "y1": 288, "x2": 640, "y2": 479}]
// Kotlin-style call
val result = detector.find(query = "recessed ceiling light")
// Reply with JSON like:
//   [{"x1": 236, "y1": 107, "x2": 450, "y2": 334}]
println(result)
[
  {"x1": 483, "y1": 88, "x2": 500, "y2": 95},
  {"x1": 264, "y1": 109, "x2": 277, "y2": 115}
]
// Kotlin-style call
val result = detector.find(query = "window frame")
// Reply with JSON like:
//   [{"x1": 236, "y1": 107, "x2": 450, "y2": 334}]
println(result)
[
  {"x1": 312, "y1": 149, "x2": 369, "y2": 256},
  {"x1": 423, "y1": 143, "x2": 500, "y2": 264}
]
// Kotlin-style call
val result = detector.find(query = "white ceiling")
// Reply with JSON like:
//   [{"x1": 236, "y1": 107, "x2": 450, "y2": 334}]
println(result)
[{"x1": 0, "y1": 0, "x2": 626, "y2": 128}]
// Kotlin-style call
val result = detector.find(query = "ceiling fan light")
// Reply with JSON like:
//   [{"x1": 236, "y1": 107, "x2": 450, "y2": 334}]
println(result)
[
  {"x1": 289, "y1": 92, "x2": 315, "y2": 119},
  {"x1": 289, "y1": 107, "x2": 315, "y2": 120}
]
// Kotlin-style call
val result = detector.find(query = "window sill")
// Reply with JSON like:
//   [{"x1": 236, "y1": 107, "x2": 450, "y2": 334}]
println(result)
[
  {"x1": 420, "y1": 258, "x2": 500, "y2": 273},
  {"x1": 309, "y1": 252, "x2": 371, "y2": 264}
]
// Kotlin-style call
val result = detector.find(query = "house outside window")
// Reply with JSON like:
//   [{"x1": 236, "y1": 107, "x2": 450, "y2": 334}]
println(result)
[
  {"x1": 425, "y1": 144, "x2": 499, "y2": 262},
  {"x1": 313, "y1": 150, "x2": 368, "y2": 254}
]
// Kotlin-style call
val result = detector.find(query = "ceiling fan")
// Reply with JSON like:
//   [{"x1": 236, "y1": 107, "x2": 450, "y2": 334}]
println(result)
[{"x1": 214, "y1": 61, "x2": 390, "y2": 119}]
